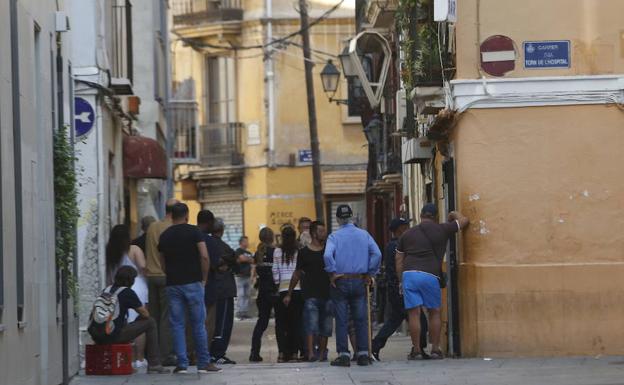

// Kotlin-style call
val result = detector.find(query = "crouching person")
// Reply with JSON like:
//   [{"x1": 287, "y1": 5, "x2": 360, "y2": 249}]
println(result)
[{"x1": 88, "y1": 266, "x2": 170, "y2": 374}]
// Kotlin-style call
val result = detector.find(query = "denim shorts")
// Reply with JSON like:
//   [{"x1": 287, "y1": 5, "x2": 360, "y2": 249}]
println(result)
[
  {"x1": 402, "y1": 271, "x2": 441, "y2": 310},
  {"x1": 303, "y1": 298, "x2": 333, "y2": 337}
]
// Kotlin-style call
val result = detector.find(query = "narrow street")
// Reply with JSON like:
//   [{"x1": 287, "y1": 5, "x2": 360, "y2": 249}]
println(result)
[{"x1": 71, "y1": 320, "x2": 624, "y2": 385}]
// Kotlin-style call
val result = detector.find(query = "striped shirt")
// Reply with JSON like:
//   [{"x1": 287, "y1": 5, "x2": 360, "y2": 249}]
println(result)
[{"x1": 272, "y1": 248, "x2": 301, "y2": 292}]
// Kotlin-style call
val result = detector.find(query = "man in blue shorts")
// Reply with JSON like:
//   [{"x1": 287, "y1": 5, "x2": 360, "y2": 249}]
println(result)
[{"x1": 396, "y1": 203, "x2": 469, "y2": 360}]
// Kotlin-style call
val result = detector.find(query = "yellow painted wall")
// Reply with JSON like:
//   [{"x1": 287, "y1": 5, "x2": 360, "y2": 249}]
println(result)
[
  {"x1": 456, "y1": 0, "x2": 624, "y2": 79},
  {"x1": 449, "y1": 105, "x2": 624, "y2": 357}
]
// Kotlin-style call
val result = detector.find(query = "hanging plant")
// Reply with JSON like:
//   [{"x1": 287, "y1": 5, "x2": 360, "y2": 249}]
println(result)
[{"x1": 54, "y1": 125, "x2": 80, "y2": 299}]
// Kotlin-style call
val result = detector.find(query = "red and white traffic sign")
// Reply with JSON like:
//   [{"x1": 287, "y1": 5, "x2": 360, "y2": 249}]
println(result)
[{"x1": 480, "y1": 35, "x2": 516, "y2": 77}]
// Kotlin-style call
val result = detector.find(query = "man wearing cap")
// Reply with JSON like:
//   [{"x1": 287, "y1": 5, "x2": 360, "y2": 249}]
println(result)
[
  {"x1": 372, "y1": 217, "x2": 426, "y2": 360},
  {"x1": 396, "y1": 203, "x2": 469, "y2": 360},
  {"x1": 324, "y1": 204, "x2": 382, "y2": 367}
]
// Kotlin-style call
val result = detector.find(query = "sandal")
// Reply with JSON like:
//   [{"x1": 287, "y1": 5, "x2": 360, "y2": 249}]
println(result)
[
  {"x1": 429, "y1": 350, "x2": 444, "y2": 360},
  {"x1": 407, "y1": 346, "x2": 430, "y2": 360}
]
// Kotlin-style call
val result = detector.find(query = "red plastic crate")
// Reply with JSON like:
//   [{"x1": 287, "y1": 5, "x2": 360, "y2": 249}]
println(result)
[{"x1": 85, "y1": 344, "x2": 133, "y2": 375}]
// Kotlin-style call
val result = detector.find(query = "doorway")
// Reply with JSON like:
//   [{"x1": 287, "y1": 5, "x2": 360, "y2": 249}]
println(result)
[{"x1": 443, "y1": 158, "x2": 461, "y2": 356}]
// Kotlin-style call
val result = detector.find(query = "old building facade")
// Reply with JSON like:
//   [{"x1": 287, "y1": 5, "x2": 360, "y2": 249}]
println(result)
[{"x1": 170, "y1": 0, "x2": 369, "y2": 247}]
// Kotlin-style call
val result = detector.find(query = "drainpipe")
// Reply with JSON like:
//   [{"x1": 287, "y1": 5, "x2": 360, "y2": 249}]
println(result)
[
  {"x1": 266, "y1": 0, "x2": 276, "y2": 167},
  {"x1": 162, "y1": 0, "x2": 174, "y2": 202}
]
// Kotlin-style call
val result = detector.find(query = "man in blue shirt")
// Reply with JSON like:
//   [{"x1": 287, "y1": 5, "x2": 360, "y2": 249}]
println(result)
[{"x1": 324, "y1": 204, "x2": 381, "y2": 367}]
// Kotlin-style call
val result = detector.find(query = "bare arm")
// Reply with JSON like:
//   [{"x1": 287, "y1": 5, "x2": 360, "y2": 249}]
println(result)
[
  {"x1": 197, "y1": 242, "x2": 210, "y2": 284},
  {"x1": 135, "y1": 306, "x2": 150, "y2": 319},
  {"x1": 284, "y1": 270, "x2": 302, "y2": 306},
  {"x1": 159, "y1": 252, "x2": 166, "y2": 275},
  {"x1": 129, "y1": 245, "x2": 147, "y2": 275},
  {"x1": 448, "y1": 211, "x2": 470, "y2": 229},
  {"x1": 395, "y1": 250, "x2": 406, "y2": 285}
]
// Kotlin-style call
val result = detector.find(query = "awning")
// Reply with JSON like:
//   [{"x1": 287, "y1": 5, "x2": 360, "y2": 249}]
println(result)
[{"x1": 123, "y1": 135, "x2": 167, "y2": 179}]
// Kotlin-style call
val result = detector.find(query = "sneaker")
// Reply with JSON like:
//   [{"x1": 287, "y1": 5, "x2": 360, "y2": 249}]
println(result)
[
  {"x1": 249, "y1": 353, "x2": 263, "y2": 362},
  {"x1": 133, "y1": 359, "x2": 147, "y2": 369},
  {"x1": 147, "y1": 366, "x2": 171, "y2": 374},
  {"x1": 198, "y1": 363, "x2": 222, "y2": 373},
  {"x1": 371, "y1": 350, "x2": 380, "y2": 362},
  {"x1": 330, "y1": 355, "x2": 351, "y2": 367},
  {"x1": 357, "y1": 355, "x2": 371, "y2": 366},
  {"x1": 214, "y1": 356, "x2": 237, "y2": 365},
  {"x1": 173, "y1": 367, "x2": 188, "y2": 374}
]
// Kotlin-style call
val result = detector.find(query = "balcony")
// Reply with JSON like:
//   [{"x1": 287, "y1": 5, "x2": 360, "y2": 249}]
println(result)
[
  {"x1": 171, "y1": 100, "x2": 199, "y2": 163},
  {"x1": 364, "y1": 0, "x2": 398, "y2": 29},
  {"x1": 172, "y1": 0, "x2": 243, "y2": 27},
  {"x1": 201, "y1": 123, "x2": 244, "y2": 168}
]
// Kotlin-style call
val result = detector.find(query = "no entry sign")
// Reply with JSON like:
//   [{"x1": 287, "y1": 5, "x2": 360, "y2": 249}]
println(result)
[{"x1": 480, "y1": 35, "x2": 516, "y2": 77}]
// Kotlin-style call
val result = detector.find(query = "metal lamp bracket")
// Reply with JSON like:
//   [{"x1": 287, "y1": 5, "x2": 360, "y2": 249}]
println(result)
[{"x1": 348, "y1": 31, "x2": 391, "y2": 109}]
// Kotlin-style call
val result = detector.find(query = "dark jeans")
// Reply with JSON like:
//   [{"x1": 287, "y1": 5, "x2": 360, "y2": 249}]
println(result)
[
  {"x1": 331, "y1": 278, "x2": 369, "y2": 357},
  {"x1": 251, "y1": 291, "x2": 278, "y2": 355},
  {"x1": 211, "y1": 297, "x2": 234, "y2": 359},
  {"x1": 147, "y1": 275, "x2": 173, "y2": 362},
  {"x1": 275, "y1": 291, "x2": 304, "y2": 357},
  {"x1": 112, "y1": 317, "x2": 161, "y2": 366},
  {"x1": 372, "y1": 286, "x2": 428, "y2": 352}
]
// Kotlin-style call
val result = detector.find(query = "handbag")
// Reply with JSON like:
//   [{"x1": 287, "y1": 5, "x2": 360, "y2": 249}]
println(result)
[{"x1": 418, "y1": 225, "x2": 448, "y2": 289}]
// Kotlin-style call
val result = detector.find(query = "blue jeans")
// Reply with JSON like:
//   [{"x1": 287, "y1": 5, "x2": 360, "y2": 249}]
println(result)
[
  {"x1": 303, "y1": 298, "x2": 333, "y2": 337},
  {"x1": 236, "y1": 276, "x2": 251, "y2": 317},
  {"x1": 166, "y1": 282, "x2": 211, "y2": 368},
  {"x1": 330, "y1": 279, "x2": 369, "y2": 357}
]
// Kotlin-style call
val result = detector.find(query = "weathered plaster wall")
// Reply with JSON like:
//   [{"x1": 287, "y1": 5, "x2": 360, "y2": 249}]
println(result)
[{"x1": 452, "y1": 105, "x2": 624, "y2": 356}]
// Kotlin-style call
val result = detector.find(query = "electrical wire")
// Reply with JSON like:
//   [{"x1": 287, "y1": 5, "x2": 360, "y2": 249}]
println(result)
[{"x1": 173, "y1": 0, "x2": 346, "y2": 51}]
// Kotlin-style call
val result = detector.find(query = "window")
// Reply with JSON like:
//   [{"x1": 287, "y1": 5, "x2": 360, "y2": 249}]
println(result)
[{"x1": 203, "y1": 56, "x2": 236, "y2": 124}]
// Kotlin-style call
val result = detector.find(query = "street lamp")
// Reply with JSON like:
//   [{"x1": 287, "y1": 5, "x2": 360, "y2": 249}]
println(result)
[
  {"x1": 339, "y1": 46, "x2": 357, "y2": 78},
  {"x1": 320, "y1": 60, "x2": 348, "y2": 105}
]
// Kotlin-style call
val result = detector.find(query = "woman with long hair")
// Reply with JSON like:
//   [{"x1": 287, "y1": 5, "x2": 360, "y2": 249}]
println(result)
[
  {"x1": 249, "y1": 227, "x2": 277, "y2": 362},
  {"x1": 105, "y1": 224, "x2": 149, "y2": 368},
  {"x1": 272, "y1": 226, "x2": 304, "y2": 362}
]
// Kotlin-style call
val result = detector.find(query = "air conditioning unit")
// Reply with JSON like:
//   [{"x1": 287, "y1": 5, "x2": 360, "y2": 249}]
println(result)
[
  {"x1": 402, "y1": 137, "x2": 434, "y2": 164},
  {"x1": 396, "y1": 88, "x2": 407, "y2": 132}
]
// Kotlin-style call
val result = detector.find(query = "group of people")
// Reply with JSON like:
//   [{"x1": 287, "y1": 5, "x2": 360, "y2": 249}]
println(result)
[{"x1": 88, "y1": 197, "x2": 469, "y2": 374}]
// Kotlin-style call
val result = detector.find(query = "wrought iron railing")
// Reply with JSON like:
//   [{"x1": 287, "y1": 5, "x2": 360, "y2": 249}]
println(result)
[
  {"x1": 172, "y1": 0, "x2": 243, "y2": 25},
  {"x1": 201, "y1": 123, "x2": 244, "y2": 167}
]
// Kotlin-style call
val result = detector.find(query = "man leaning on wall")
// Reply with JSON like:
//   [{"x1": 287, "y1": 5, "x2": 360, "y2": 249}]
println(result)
[{"x1": 145, "y1": 198, "x2": 179, "y2": 365}]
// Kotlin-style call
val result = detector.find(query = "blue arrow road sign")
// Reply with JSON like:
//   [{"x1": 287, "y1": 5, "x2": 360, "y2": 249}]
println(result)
[{"x1": 74, "y1": 97, "x2": 95, "y2": 137}]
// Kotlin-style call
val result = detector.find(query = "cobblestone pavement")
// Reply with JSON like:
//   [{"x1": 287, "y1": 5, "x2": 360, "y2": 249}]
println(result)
[{"x1": 72, "y1": 319, "x2": 624, "y2": 385}]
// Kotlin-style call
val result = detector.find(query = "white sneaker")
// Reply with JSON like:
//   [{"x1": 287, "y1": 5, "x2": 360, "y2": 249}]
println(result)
[{"x1": 133, "y1": 359, "x2": 147, "y2": 369}]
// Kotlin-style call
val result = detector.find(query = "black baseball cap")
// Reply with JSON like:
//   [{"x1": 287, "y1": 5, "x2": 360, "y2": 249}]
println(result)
[
  {"x1": 389, "y1": 218, "x2": 410, "y2": 231},
  {"x1": 421, "y1": 203, "x2": 438, "y2": 217},
  {"x1": 336, "y1": 204, "x2": 353, "y2": 219}
]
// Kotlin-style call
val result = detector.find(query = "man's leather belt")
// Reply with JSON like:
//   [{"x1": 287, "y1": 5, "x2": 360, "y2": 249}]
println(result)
[{"x1": 339, "y1": 274, "x2": 366, "y2": 279}]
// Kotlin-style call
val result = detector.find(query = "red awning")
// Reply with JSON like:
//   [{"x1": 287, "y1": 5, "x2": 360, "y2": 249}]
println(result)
[{"x1": 123, "y1": 135, "x2": 167, "y2": 179}]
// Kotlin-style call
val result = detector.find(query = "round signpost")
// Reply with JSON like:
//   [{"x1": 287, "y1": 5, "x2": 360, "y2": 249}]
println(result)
[
  {"x1": 74, "y1": 97, "x2": 95, "y2": 138},
  {"x1": 480, "y1": 35, "x2": 516, "y2": 77}
]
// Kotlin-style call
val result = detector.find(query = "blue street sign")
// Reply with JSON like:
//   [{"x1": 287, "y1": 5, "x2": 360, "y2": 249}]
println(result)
[
  {"x1": 524, "y1": 40, "x2": 570, "y2": 69},
  {"x1": 298, "y1": 149, "x2": 313, "y2": 163},
  {"x1": 74, "y1": 97, "x2": 95, "y2": 137}
]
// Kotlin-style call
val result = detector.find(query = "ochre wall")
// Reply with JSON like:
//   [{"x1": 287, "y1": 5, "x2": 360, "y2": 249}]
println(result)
[
  {"x1": 456, "y1": 0, "x2": 624, "y2": 79},
  {"x1": 452, "y1": 104, "x2": 624, "y2": 356}
]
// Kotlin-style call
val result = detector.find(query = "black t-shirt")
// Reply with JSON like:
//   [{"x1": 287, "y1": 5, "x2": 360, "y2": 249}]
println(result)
[
  {"x1": 255, "y1": 246, "x2": 277, "y2": 294},
  {"x1": 235, "y1": 248, "x2": 253, "y2": 277},
  {"x1": 397, "y1": 220, "x2": 459, "y2": 277},
  {"x1": 296, "y1": 246, "x2": 330, "y2": 300},
  {"x1": 158, "y1": 224, "x2": 204, "y2": 286}
]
